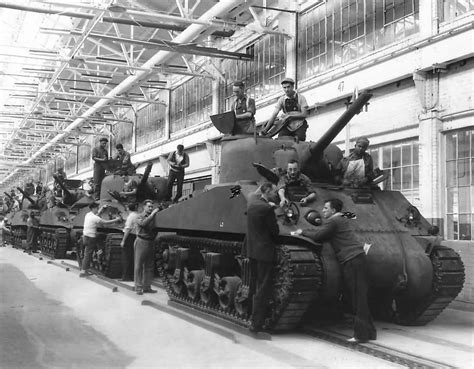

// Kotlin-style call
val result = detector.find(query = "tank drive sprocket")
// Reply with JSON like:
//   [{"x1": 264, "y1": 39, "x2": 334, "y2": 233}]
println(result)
[
  {"x1": 156, "y1": 234, "x2": 323, "y2": 330},
  {"x1": 394, "y1": 245, "x2": 465, "y2": 326}
]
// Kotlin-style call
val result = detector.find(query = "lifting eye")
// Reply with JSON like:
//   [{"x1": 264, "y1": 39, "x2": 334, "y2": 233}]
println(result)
[
  {"x1": 304, "y1": 210, "x2": 322, "y2": 226},
  {"x1": 284, "y1": 202, "x2": 300, "y2": 225}
]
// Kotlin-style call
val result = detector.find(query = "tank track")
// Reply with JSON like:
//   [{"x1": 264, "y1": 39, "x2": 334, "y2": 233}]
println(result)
[
  {"x1": 395, "y1": 245, "x2": 465, "y2": 326},
  {"x1": 90, "y1": 233, "x2": 123, "y2": 279},
  {"x1": 156, "y1": 234, "x2": 322, "y2": 331},
  {"x1": 12, "y1": 226, "x2": 27, "y2": 249},
  {"x1": 38, "y1": 228, "x2": 69, "y2": 259}
]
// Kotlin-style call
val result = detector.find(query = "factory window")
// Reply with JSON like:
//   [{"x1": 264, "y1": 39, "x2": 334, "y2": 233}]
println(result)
[
  {"x1": 445, "y1": 128, "x2": 474, "y2": 241},
  {"x1": 222, "y1": 34, "x2": 287, "y2": 108},
  {"x1": 440, "y1": 0, "x2": 474, "y2": 22},
  {"x1": 77, "y1": 136, "x2": 93, "y2": 172},
  {"x1": 136, "y1": 93, "x2": 167, "y2": 147},
  {"x1": 298, "y1": 0, "x2": 419, "y2": 80},
  {"x1": 170, "y1": 77, "x2": 213, "y2": 133},
  {"x1": 368, "y1": 140, "x2": 419, "y2": 204}
]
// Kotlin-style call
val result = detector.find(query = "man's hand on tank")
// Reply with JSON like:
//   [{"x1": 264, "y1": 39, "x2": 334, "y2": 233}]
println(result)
[
  {"x1": 291, "y1": 229, "x2": 303, "y2": 236},
  {"x1": 300, "y1": 197, "x2": 308, "y2": 205},
  {"x1": 279, "y1": 199, "x2": 288, "y2": 208},
  {"x1": 268, "y1": 201, "x2": 277, "y2": 208}
]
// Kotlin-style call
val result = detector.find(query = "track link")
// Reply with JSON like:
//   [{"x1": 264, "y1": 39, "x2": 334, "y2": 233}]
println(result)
[
  {"x1": 91, "y1": 233, "x2": 123, "y2": 278},
  {"x1": 156, "y1": 234, "x2": 322, "y2": 331},
  {"x1": 39, "y1": 228, "x2": 69, "y2": 259}
]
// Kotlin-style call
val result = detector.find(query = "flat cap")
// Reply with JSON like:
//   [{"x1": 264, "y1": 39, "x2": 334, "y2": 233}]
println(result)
[
  {"x1": 99, "y1": 137, "x2": 108, "y2": 142},
  {"x1": 281, "y1": 77, "x2": 295, "y2": 85}
]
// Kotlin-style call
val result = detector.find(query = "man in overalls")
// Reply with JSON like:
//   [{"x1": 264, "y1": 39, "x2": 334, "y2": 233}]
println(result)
[
  {"x1": 337, "y1": 137, "x2": 374, "y2": 187},
  {"x1": 262, "y1": 77, "x2": 309, "y2": 141},
  {"x1": 231, "y1": 81, "x2": 256, "y2": 135}
]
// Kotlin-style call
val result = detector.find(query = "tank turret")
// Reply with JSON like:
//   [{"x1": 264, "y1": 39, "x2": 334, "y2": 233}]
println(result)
[
  {"x1": 16, "y1": 187, "x2": 38, "y2": 209},
  {"x1": 53, "y1": 175, "x2": 85, "y2": 206}
]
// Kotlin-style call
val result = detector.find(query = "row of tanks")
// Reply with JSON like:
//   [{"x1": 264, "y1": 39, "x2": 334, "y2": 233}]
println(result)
[{"x1": 2, "y1": 92, "x2": 465, "y2": 333}]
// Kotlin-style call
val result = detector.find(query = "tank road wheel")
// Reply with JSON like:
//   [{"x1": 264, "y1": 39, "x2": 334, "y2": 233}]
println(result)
[
  {"x1": 184, "y1": 269, "x2": 205, "y2": 300},
  {"x1": 156, "y1": 234, "x2": 323, "y2": 331},
  {"x1": 214, "y1": 275, "x2": 241, "y2": 312},
  {"x1": 394, "y1": 245, "x2": 465, "y2": 326}
]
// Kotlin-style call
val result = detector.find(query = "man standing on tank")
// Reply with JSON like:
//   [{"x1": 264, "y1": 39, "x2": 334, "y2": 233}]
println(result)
[
  {"x1": 114, "y1": 143, "x2": 136, "y2": 176},
  {"x1": 246, "y1": 183, "x2": 279, "y2": 332},
  {"x1": 120, "y1": 202, "x2": 139, "y2": 282},
  {"x1": 92, "y1": 137, "x2": 109, "y2": 200},
  {"x1": 166, "y1": 144, "x2": 190, "y2": 203},
  {"x1": 79, "y1": 202, "x2": 121, "y2": 277},
  {"x1": 262, "y1": 77, "x2": 309, "y2": 141},
  {"x1": 134, "y1": 199, "x2": 159, "y2": 295},
  {"x1": 294, "y1": 198, "x2": 376, "y2": 343},
  {"x1": 231, "y1": 81, "x2": 256, "y2": 135}
]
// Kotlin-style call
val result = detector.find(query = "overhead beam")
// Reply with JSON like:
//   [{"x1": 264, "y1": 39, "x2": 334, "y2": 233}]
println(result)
[{"x1": 0, "y1": 1, "x2": 235, "y2": 37}]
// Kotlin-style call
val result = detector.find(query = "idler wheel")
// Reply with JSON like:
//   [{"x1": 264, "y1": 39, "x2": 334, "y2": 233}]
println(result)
[
  {"x1": 200, "y1": 276, "x2": 217, "y2": 305},
  {"x1": 214, "y1": 276, "x2": 241, "y2": 311},
  {"x1": 184, "y1": 269, "x2": 205, "y2": 300}
]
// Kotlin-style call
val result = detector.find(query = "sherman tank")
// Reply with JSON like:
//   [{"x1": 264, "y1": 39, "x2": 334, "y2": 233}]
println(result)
[
  {"x1": 73, "y1": 162, "x2": 168, "y2": 278},
  {"x1": 35, "y1": 176, "x2": 89, "y2": 259},
  {"x1": 9, "y1": 188, "x2": 39, "y2": 250},
  {"x1": 153, "y1": 91, "x2": 465, "y2": 331},
  {"x1": 2, "y1": 192, "x2": 16, "y2": 245}
]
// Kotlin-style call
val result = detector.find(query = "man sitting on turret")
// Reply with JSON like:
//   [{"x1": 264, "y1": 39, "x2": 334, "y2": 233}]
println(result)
[
  {"x1": 336, "y1": 137, "x2": 375, "y2": 188},
  {"x1": 114, "y1": 143, "x2": 136, "y2": 176},
  {"x1": 231, "y1": 81, "x2": 256, "y2": 135},
  {"x1": 277, "y1": 159, "x2": 316, "y2": 208},
  {"x1": 119, "y1": 174, "x2": 138, "y2": 202},
  {"x1": 262, "y1": 77, "x2": 309, "y2": 141}
]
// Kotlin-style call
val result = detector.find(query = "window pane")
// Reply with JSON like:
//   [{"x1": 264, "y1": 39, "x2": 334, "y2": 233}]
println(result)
[
  {"x1": 446, "y1": 161, "x2": 457, "y2": 187},
  {"x1": 459, "y1": 214, "x2": 471, "y2": 240},
  {"x1": 458, "y1": 130, "x2": 470, "y2": 158},
  {"x1": 402, "y1": 166, "x2": 412, "y2": 189},
  {"x1": 402, "y1": 144, "x2": 411, "y2": 166},
  {"x1": 413, "y1": 164, "x2": 419, "y2": 188},
  {"x1": 413, "y1": 143, "x2": 419, "y2": 164},
  {"x1": 446, "y1": 187, "x2": 456, "y2": 213},
  {"x1": 392, "y1": 145, "x2": 401, "y2": 167},
  {"x1": 459, "y1": 186, "x2": 471, "y2": 213},
  {"x1": 458, "y1": 158, "x2": 470, "y2": 186},
  {"x1": 392, "y1": 167, "x2": 401, "y2": 190},
  {"x1": 382, "y1": 147, "x2": 391, "y2": 168},
  {"x1": 446, "y1": 132, "x2": 456, "y2": 160}
]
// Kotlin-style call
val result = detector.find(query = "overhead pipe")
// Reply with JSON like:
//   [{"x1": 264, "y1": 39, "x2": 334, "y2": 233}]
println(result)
[
  {"x1": 0, "y1": 1, "x2": 235, "y2": 38},
  {"x1": 23, "y1": 0, "x2": 246, "y2": 167}
]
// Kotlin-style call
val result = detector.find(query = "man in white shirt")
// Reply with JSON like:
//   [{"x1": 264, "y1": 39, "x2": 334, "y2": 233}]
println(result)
[
  {"x1": 166, "y1": 144, "x2": 190, "y2": 202},
  {"x1": 120, "y1": 202, "x2": 139, "y2": 281},
  {"x1": 79, "y1": 202, "x2": 121, "y2": 277}
]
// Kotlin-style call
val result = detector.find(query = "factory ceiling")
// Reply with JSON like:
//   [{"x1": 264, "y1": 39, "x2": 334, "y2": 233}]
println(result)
[{"x1": 0, "y1": 0, "x2": 289, "y2": 189}]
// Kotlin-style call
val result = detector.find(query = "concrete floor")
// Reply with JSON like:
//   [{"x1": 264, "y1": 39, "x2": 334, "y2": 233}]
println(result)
[{"x1": 1, "y1": 245, "x2": 473, "y2": 368}]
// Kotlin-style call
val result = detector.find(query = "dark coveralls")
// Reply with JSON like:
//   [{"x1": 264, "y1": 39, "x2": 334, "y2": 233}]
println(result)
[
  {"x1": 232, "y1": 95, "x2": 256, "y2": 135},
  {"x1": 134, "y1": 211, "x2": 156, "y2": 292},
  {"x1": 92, "y1": 146, "x2": 108, "y2": 200},
  {"x1": 26, "y1": 215, "x2": 39, "y2": 252},
  {"x1": 166, "y1": 151, "x2": 190, "y2": 202},
  {"x1": 278, "y1": 93, "x2": 308, "y2": 141},
  {"x1": 246, "y1": 197, "x2": 279, "y2": 328},
  {"x1": 302, "y1": 214, "x2": 376, "y2": 342},
  {"x1": 114, "y1": 150, "x2": 135, "y2": 176}
]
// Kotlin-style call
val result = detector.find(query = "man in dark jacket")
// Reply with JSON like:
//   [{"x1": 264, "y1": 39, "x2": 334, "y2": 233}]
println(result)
[
  {"x1": 92, "y1": 137, "x2": 109, "y2": 200},
  {"x1": 246, "y1": 183, "x2": 279, "y2": 332},
  {"x1": 294, "y1": 198, "x2": 376, "y2": 343}
]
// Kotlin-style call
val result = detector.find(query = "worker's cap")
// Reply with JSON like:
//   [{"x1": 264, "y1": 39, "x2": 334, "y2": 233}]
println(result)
[
  {"x1": 99, "y1": 137, "x2": 108, "y2": 143},
  {"x1": 281, "y1": 77, "x2": 295, "y2": 85},
  {"x1": 356, "y1": 137, "x2": 370, "y2": 147}
]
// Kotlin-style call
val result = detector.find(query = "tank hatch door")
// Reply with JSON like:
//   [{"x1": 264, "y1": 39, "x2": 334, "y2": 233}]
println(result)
[{"x1": 252, "y1": 163, "x2": 279, "y2": 184}]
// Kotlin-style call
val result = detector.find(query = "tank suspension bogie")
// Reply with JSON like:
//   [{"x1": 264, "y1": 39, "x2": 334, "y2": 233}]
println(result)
[
  {"x1": 156, "y1": 234, "x2": 323, "y2": 330},
  {"x1": 88, "y1": 233, "x2": 123, "y2": 278},
  {"x1": 38, "y1": 228, "x2": 69, "y2": 259}
]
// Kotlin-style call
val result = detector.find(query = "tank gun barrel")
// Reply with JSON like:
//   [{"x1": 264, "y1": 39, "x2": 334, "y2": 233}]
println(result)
[
  {"x1": 310, "y1": 91, "x2": 372, "y2": 157},
  {"x1": 4, "y1": 192, "x2": 14, "y2": 200},
  {"x1": 16, "y1": 187, "x2": 37, "y2": 207},
  {"x1": 53, "y1": 174, "x2": 77, "y2": 205}
]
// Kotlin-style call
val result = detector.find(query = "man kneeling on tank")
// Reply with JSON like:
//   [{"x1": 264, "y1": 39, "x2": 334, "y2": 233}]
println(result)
[{"x1": 293, "y1": 198, "x2": 376, "y2": 343}]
